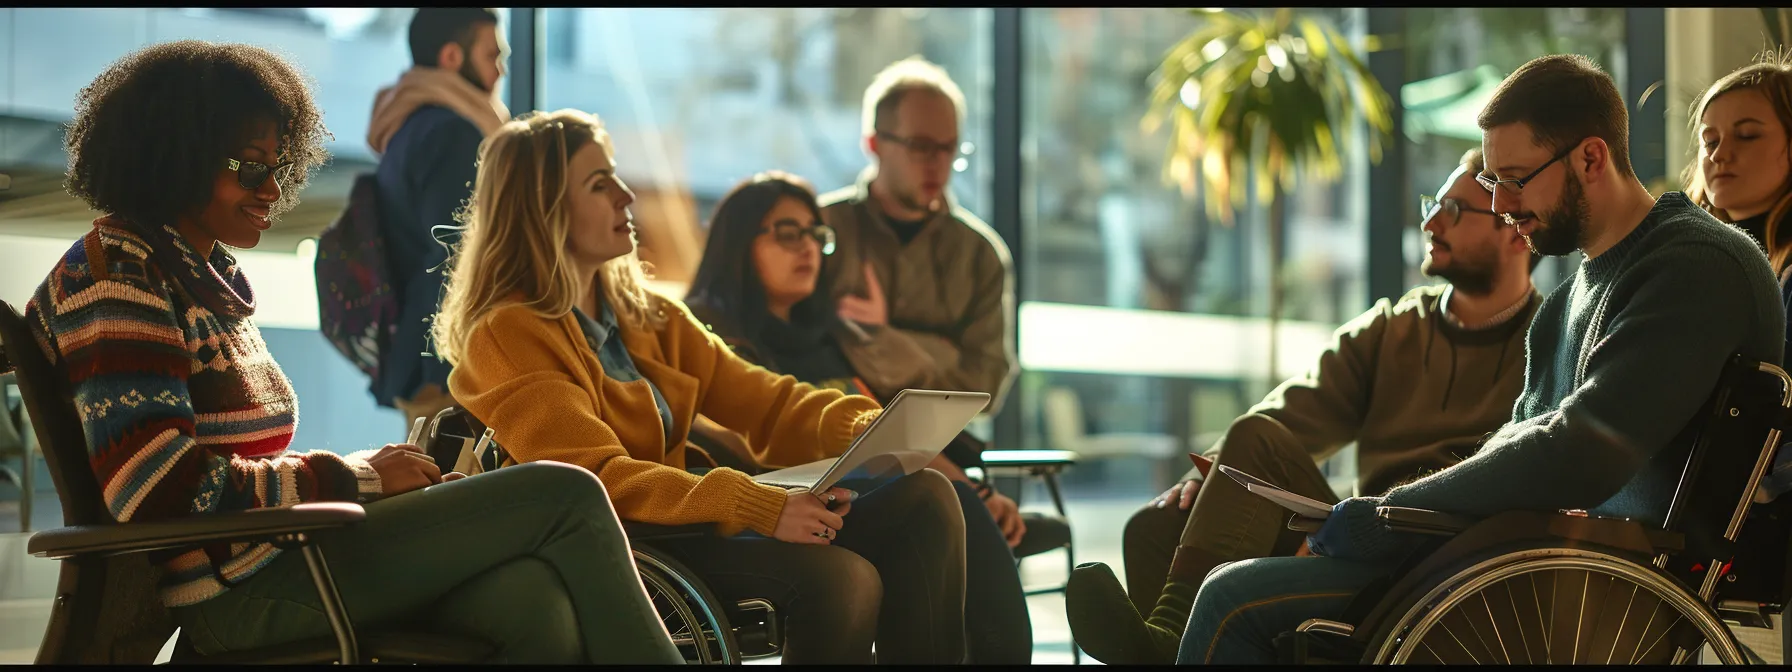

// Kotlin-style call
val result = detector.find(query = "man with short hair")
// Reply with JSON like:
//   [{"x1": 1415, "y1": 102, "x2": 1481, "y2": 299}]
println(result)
[
  {"x1": 818, "y1": 56, "x2": 1018, "y2": 411},
  {"x1": 1066, "y1": 147, "x2": 1543, "y2": 664},
  {"x1": 367, "y1": 8, "x2": 509, "y2": 431},
  {"x1": 1173, "y1": 53, "x2": 1785, "y2": 665},
  {"x1": 817, "y1": 56, "x2": 1027, "y2": 662}
]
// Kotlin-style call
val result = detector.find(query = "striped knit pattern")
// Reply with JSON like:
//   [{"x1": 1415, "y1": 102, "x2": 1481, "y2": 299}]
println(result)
[{"x1": 24, "y1": 217, "x2": 382, "y2": 607}]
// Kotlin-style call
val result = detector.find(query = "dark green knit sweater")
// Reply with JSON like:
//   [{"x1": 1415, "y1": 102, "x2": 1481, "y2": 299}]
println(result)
[{"x1": 1334, "y1": 192, "x2": 1785, "y2": 558}]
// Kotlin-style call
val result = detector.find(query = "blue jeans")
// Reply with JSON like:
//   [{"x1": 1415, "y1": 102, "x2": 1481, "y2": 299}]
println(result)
[{"x1": 1176, "y1": 556, "x2": 1390, "y2": 664}]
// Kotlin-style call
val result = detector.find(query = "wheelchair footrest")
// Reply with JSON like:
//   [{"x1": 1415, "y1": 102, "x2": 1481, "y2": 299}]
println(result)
[{"x1": 1273, "y1": 629, "x2": 1365, "y2": 664}]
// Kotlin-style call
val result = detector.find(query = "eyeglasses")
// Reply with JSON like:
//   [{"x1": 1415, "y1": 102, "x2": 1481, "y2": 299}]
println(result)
[
  {"x1": 225, "y1": 158, "x2": 293, "y2": 191},
  {"x1": 1420, "y1": 194, "x2": 1501, "y2": 227},
  {"x1": 768, "y1": 222, "x2": 837, "y2": 255},
  {"x1": 1475, "y1": 142, "x2": 1579, "y2": 194},
  {"x1": 875, "y1": 131, "x2": 970, "y2": 163}
]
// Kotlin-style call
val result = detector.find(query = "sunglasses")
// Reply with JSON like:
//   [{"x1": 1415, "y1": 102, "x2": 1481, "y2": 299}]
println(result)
[
  {"x1": 768, "y1": 222, "x2": 837, "y2": 255},
  {"x1": 1420, "y1": 194, "x2": 1501, "y2": 227},
  {"x1": 225, "y1": 158, "x2": 294, "y2": 191}
]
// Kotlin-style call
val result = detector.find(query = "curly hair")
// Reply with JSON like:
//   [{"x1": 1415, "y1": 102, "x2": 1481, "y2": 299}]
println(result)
[{"x1": 64, "y1": 40, "x2": 332, "y2": 225}]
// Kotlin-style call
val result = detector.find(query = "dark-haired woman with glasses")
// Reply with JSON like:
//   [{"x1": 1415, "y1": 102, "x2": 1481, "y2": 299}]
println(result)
[
  {"x1": 22, "y1": 41, "x2": 678, "y2": 663},
  {"x1": 684, "y1": 171, "x2": 1035, "y2": 663}
]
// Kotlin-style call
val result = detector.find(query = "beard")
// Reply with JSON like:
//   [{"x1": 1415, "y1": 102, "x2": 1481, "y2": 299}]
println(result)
[
  {"x1": 1524, "y1": 171, "x2": 1589, "y2": 256},
  {"x1": 1422, "y1": 243, "x2": 1500, "y2": 295},
  {"x1": 457, "y1": 44, "x2": 490, "y2": 93}
]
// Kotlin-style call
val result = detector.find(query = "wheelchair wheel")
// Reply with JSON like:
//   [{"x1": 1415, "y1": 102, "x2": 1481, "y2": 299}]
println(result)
[
  {"x1": 633, "y1": 545, "x2": 741, "y2": 664},
  {"x1": 1369, "y1": 547, "x2": 1747, "y2": 665}
]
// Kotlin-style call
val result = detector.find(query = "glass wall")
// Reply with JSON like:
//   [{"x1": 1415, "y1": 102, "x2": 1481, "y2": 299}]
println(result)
[
  {"x1": 0, "y1": 8, "x2": 470, "y2": 255},
  {"x1": 0, "y1": 7, "x2": 443, "y2": 449},
  {"x1": 1017, "y1": 8, "x2": 1371, "y2": 495},
  {"x1": 537, "y1": 8, "x2": 994, "y2": 289},
  {"x1": 1399, "y1": 8, "x2": 1628, "y2": 292}
]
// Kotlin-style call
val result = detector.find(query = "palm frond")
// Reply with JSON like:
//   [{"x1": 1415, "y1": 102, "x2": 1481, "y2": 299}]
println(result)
[{"x1": 1145, "y1": 8, "x2": 1395, "y2": 224}]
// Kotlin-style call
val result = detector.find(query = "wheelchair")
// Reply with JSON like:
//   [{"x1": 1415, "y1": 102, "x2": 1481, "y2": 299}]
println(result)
[
  {"x1": 1275, "y1": 354, "x2": 1792, "y2": 665},
  {"x1": 0, "y1": 300, "x2": 493, "y2": 664},
  {"x1": 424, "y1": 406, "x2": 781, "y2": 665}
]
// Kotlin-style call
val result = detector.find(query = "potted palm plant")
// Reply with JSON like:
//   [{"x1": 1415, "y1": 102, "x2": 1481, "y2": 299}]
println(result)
[{"x1": 1144, "y1": 8, "x2": 1394, "y2": 381}]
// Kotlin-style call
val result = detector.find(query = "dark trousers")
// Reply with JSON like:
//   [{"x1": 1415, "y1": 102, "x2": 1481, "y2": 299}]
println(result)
[
  {"x1": 650, "y1": 469, "x2": 968, "y2": 664},
  {"x1": 1120, "y1": 414, "x2": 1341, "y2": 612},
  {"x1": 949, "y1": 480, "x2": 1034, "y2": 663},
  {"x1": 172, "y1": 462, "x2": 681, "y2": 664}
]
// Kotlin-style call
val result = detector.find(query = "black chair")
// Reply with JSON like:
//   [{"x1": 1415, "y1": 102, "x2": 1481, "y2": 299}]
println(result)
[
  {"x1": 0, "y1": 300, "x2": 493, "y2": 664},
  {"x1": 1276, "y1": 354, "x2": 1792, "y2": 665},
  {"x1": 424, "y1": 406, "x2": 779, "y2": 664}
]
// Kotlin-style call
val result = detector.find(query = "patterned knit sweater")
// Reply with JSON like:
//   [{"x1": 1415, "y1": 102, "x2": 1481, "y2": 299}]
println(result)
[{"x1": 24, "y1": 217, "x2": 382, "y2": 607}]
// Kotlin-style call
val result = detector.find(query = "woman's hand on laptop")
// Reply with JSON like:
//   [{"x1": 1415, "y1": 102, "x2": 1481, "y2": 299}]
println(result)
[{"x1": 774, "y1": 487, "x2": 854, "y2": 545}]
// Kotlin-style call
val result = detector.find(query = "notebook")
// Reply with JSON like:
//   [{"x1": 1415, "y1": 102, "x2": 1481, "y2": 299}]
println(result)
[{"x1": 1217, "y1": 464, "x2": 1334, "y2": 519}]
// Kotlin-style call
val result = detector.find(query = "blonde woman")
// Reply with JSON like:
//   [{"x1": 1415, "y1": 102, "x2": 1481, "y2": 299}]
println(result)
[{"x1": 435, "y1": 109, "x2": 968, "y2": 665}]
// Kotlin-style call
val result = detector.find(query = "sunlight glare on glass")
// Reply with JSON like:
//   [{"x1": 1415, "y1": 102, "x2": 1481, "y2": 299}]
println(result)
[
  {"x1": 305, "y1": 8, "x2": 379, "y2": 39},
  {"x1": 1179, "y1": 80, "x2": 1201, "y2": 109}
]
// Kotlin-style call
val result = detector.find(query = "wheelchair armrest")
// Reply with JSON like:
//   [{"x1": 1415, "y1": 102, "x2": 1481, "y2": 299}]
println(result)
[
  {"x1": 980, "y1": 450, "x2": 1077, "y2": 470},
  {"x1": 1377, "y1": 506, "x2": 1480, "y2": 536},
  {"x1": 27, "y1": 502, "x2": 366, "y2": 559},
  {"x1": 623, "y1": 520, "x2": 718, "y2": 541}
]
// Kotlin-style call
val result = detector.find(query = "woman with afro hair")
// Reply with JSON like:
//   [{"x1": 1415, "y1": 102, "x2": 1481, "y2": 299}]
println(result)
[{"x1": 22, "y1": 40, "x2": 680, "y2": 663}]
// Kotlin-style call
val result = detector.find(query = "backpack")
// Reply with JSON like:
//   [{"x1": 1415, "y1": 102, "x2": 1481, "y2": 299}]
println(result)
[{"x1": 314, "y1": 174, "x2": 397, "y2": 381}]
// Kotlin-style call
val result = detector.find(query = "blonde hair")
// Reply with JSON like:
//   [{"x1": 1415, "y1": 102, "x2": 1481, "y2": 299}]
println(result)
[
  {"x1": 1682, "y1": 49, "x2": 1792, "y2": 274},
  {"x1": 861, "y1": 56, "x2": 966, "y2": 137},
  {"x1": 433, "y1": 108, "x2": 663, "y2": 367}
]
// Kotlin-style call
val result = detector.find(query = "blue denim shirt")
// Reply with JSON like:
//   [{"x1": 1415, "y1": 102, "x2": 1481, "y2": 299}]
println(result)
[{"x1": 571, "y1": 302, "x2": 675, "y2": 450}]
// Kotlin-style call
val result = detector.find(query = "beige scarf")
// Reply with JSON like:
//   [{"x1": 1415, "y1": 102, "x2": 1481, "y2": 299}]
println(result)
[{"x1": 366, "y1": 66, "x2": 511, "y2": 157}]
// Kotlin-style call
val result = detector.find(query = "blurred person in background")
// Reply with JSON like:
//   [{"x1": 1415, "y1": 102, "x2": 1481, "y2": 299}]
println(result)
[
  {"x1": 818, "y1": 57, "x2": 1018, "y2": 414},
  {"x1": 367, "y1": 7, "x2": 510, "y2": 431},
  {"x1": 1683, "y1": 52, "x2": 1792, "y2": 510}
]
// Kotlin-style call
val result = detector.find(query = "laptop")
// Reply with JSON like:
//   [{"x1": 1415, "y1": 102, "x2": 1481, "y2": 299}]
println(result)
[{"x1": 752, "y1": 389, "x2": 991, "y2": 494}]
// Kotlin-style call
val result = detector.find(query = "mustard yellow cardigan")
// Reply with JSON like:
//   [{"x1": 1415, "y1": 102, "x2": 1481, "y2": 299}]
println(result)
[{"x1": 449, "y1": 296, "x2": 882, "y2": 536}]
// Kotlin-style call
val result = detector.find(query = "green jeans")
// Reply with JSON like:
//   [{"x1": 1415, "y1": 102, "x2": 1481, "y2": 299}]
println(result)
[{"x1": 172, "y1": 462, "x2": 682, "y2": 664}]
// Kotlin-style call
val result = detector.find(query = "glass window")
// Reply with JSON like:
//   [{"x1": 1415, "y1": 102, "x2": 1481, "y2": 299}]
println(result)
[
  {"x1": 0, "y1": 7, "x2": 430, "y2": 449},
  {"x1": 1018, "y1": 8, "x2": 1371, "y2": 496},
  {"x1": 537, "y1": 8, "x2": 994, "y2": 291},
  {"x1": 1400, "y1": 8, "x2": 1627, "y2": 292}
]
